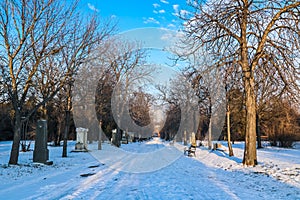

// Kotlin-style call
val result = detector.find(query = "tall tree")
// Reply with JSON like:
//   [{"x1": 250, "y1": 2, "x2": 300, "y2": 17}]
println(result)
[
  {"x1": 0, "y1": 0, "x2": 114, "y2": 164},
  {"x1": 103, "y1": 39, "x2": 155, "y2": 146},
  {"x1": 77, "y1": 38, "x2": 152, "y2": 147},
  {"x1": 180, "y1": 0, "x2": 300, "y2": 166},
  {"x1": 157, "y1": 74, "x2": 200, "y2": 143},
  {"x1": 129, "y1": 90, "x2": 152, "y2": 127}
]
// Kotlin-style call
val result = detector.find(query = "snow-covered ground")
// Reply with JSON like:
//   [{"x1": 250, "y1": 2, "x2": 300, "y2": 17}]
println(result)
[{"x1": 0, "y1": 139, "x2": 299, "y2": 199}]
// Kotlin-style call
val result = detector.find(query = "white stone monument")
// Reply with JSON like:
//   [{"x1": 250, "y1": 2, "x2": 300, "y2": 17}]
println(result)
[{"x1": 75, "y1": 127, "x2": 88, "y2": 151}]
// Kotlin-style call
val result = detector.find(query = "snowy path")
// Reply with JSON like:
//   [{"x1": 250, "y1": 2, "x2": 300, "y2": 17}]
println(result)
[{"x1": 0, "y1": 140, "x2": 299, "y2": 199}]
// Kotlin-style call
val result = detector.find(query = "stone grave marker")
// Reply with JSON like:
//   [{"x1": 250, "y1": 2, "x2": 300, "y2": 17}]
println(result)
[
  {"x1": 33, "y1": 120, "x2": 52, "y2": 165},
  {"x1": 74, "y1": 127, "x2": 88, "y2": 151}
]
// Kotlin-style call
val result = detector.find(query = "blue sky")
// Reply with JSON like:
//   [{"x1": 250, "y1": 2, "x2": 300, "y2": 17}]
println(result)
[
  {"x1": 78, "y1": 0, "x2": 191, "y2": 98},
  {"x1": 78, "y1": 0, "x2": 191, "y2": 68},
  {"x1": 80, "y1": 0, "x2": 188, "y2": 31}
]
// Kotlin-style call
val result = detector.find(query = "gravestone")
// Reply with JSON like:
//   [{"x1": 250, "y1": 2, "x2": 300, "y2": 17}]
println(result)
[
  {"x1": 33, "y1": 120, "x2": 51, "y2": 164},
  {"x1": 111, "y1": 129, "x2": 119, "y2": 146},
  {"x1": 75, "y1": 127, "x2": 88, "y2": 151}
]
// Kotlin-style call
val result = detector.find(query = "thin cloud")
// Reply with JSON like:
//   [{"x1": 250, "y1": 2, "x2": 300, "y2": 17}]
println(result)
[
  {"x1": 88, "y1": 3, "x2": 99, "y2": 12},
  {"x1": 153, "y1": 3, "x2": 161, "y2": 8},
  {"x1": 173, "y1": 4, "x2": 179, "y2": 13},
  {"x1": 167, "y1": 23, "x2": 176, "y2": 28},
  {"x1": 172, "y1": 4, "x2": 179, "y2": 16},
  {"x1": 180, "y1": 9, "x2": 190, "y2": 16},
  {"x1": 160, "y1": 0, "x2": 169, "y2": 4},
  {"x1": 159, "y1": 9, "x2": 165, "y2": 14},
  {"x1": 143, "y1": 17, "x2": 160, "y2": 24}
]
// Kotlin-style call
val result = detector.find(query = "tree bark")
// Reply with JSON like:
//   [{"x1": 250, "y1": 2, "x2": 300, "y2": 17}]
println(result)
[
  {"x1": 208, "y1": 97, "x2": 212, "y2": 150},
  {"x1": 98, "y1": 121, "x2": 102, "y2": 150},
  {"x1": 256, "y1": 113, "x2": 262, "y2": 149},
  {"x1": 62, "y1": 110, "x2": 70, "y2": 157},
  {"x1": 208, "y1": 121, "x2": 212, "y2": 150},
  {"x1": 243, "y1": 75, "x2": 257, "y2": 166},
  {"x1": 9, "y1": 112, "x2": 21, "y2": 164},
  {"x1": 227, "y1": 106, "x2": 234, "y2": 157},
  {"x1": 241, "y1": 4, "x2": 257, "y2": 165}
]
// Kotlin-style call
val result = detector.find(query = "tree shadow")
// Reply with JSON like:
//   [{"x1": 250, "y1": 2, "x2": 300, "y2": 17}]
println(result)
[{"x1": 210, "y1": 149, "x2": 243, "y2": 164}]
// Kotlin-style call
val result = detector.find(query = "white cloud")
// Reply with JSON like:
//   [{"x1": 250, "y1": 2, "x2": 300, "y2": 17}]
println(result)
[
  {"x1": 153, "y1": 3, "x2": 160, "y2": 8},
  {"x1": 180, "y1": 9, "x2": 190, "y2": 16},
  {"x1": 167, "y1": 23, "x2": 176, "y2": 28},
  {"x1": 160, "y1": 0, "x2": 169, "y2": 4},
  {"x1": 173, "y1": 4, "x2": 179, "y2": 13},
  {"x1": 172, "y1": 4, "x2": 180, "y2": 16},
  {"x1": 88, "y1": 3, "x2": 99, "y2": 12},
  {"x1": 143, "y1": 17, "x2": 160, "y2": 24},
  {"x1": 153, "y1": 9, "x2": 165, "y2": 14}
]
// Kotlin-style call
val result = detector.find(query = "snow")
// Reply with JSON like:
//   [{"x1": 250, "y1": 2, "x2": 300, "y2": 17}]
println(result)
[{"x1": 0, "y1": 139, "x2": 299, "y2": 199}]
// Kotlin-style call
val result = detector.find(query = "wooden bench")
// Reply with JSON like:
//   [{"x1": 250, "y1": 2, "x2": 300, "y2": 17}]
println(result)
[{"x1": 184, "y1": 145, "x2": 196, "y2": 157}]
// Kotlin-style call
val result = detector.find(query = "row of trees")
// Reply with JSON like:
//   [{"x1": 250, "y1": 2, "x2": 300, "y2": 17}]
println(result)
[
  {"x1": 159, "y1": 82, "x2": 300, "y2": 143},
  {"x1": 156, "y1": 0, "x2": 300, "y2": 166},
  {"x1": 0, "y1": 0, "x2": 155, "y2": 165},
  {"x1": 0, "y1": 0, "x2": 115, "y2": 164},
  {"x1": 175, "y1": 0, "x2": 300, "y2": 166}
]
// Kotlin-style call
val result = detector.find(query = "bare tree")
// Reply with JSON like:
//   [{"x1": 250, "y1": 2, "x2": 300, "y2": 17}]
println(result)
[
  {"x1": 129, "y1": 90, "x2": 152, "y2": 127},
  {"x1": 179, "y1": 0, "x2": 300, "y2": 166},
  {"x1": 262, "y1": 97, "x2": 300, "y2": 147},
  {"x1": 74, "y1": 38, "x2": 152, "y2": 147},
  {"x1": 0, "y1": 0, "x2": 114, "y2": 164},
  {"x1": 156, "y1": 74, "x2": 200, "y2": 144}
]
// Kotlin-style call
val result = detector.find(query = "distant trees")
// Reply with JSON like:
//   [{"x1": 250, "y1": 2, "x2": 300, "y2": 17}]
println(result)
[
  {"x1": 0, "y1": 0, "x2": 114, "y2": 164},
  {"x1": 225, "y1": 88, "x2": 246, "y2": 142},
  {"x1": 95, "y1": 70, "x2": 117, "y2": 140},
  {"x1": 157, "y1": 74, "x2": 200, "y2": 143},
  {"x1": 261, "y1": 98, "x2": 300, "y2": 148},
  {"x1": 180, "y1": 0, "x2": 300, "y2": 166},
  {"x1": 93, "y1": 38, "x2": 152, "y2": 146},
  {"x1": 0, "y1": 103, "x2": 13, "y2": 140},
  {"x1": 160, "y1": 104, "x2": 181, "y2": 141},
  {"x1": 129, "y1": 90, "x2": 152, "y2": 127}
]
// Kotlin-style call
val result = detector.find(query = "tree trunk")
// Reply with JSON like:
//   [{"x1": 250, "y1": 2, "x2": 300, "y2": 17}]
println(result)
[
  {"x1": 208, "y1": 121, "x2": 212, "y2": 150},
  {"x1": 9, "y1": 112, "x2": 21, "y2": 165},
  {"x1": 243, "y1": 76, "x2": 257, "y2": 166},
  {"x1": 183, "y1": 130, "x2": 187, "y2": 145},
  {"x1": 98, "y1": 121, "x2": 102, "y2": 150},
  {"x1": 62, "y1": 110, "x2": 70, "y2": 157},
  {"x1": 227, "y1": 107, "x2": 234, "y2": 157},
  {"x1": 256, "y1": 113, "x2": 262, "y2": 149},
  {"x1": 241, "y1": 7, "x2": 257, "y2": 165},
  {"x1": 62, "y1": 83, "x2": 72, "y2": 157},
  {"x1": 208, "y1": 99, "x2": 212, "y2": 150}
]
